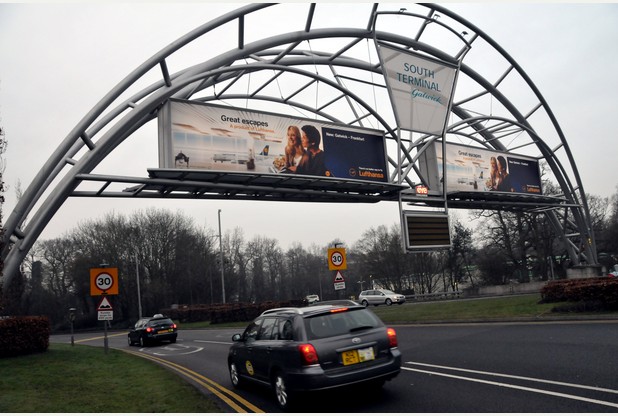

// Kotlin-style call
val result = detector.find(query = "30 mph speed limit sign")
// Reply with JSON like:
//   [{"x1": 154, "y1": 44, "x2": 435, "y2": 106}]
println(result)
[
  {"x1": 327, "y1": 248, "x2": 347, "y2": 271},
  {"x1": 90, "y1": 267, "x2": 119, "y2": 296}
]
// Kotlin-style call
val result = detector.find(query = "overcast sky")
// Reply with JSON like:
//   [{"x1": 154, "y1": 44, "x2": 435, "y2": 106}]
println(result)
[{"x1": 1, "y1": 2, "x2": 617, "y2": 251}]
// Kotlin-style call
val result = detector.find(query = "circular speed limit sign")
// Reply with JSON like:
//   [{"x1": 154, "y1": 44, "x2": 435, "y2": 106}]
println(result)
[
  {"x1": 90, "y1": 267, "x2": 119, "y2": 295},
  {"x1": 95, "y1": 272, "x2": 114, "y2": 292},
  {"x1": 330, "y1": 251, "x2": 344, "y2": 267},
  {"x1": 327, "y1": 248, "x2": 347, "y2": 270}
]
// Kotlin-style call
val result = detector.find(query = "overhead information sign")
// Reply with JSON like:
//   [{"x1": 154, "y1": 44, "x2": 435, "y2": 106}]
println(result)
[
  {"x1": 377, "y1": 42, "x2": 459, "y2": 135},
  {"x1": 158, "y1": 100, "x2": 388, "y2": 183},
  {"x1": 403, "y1": 211, "x2": 451, "y2": 250}
]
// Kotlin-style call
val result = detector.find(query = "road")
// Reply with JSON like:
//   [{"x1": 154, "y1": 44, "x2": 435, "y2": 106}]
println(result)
[{"x1": 51, "y1": 320, "x2": 618, "y2": 412}]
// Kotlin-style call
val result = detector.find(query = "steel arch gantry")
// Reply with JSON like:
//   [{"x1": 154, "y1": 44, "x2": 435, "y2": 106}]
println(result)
[{"x1": 1, "y1": 3, "x2": 598, "y2": 291}]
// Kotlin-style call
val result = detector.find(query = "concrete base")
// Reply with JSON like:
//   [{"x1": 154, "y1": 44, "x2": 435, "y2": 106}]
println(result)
[{"x1": 566, "y1": 265, "x2": 603, "y2": 279}]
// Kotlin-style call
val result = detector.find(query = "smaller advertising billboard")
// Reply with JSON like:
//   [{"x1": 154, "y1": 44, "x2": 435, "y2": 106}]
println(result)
[
  {"x1": 419, "y1": 141, "x2": 543, "y2": 195},
  {"x1": 158, "y1": 100, "x2": 388, "y2": 183}
]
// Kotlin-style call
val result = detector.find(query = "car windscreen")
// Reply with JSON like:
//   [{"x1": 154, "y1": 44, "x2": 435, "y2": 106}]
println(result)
[{"x1": 304, "y1": 308, "x2": 383, "y2": 340}]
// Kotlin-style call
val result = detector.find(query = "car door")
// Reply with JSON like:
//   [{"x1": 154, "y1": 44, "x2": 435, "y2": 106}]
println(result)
[
  {"x1": 233, "y1": 318, "x2": 263, "y2": 381},
  {"x1": 368, "y1": 290, "x2": 380, "y2": 305},
  {"x1": 251, "y1": 317, "x2": 279, "y2": 383},
  {"x1": 129, "y1": 319, "x2": 146, "y2": 343}
]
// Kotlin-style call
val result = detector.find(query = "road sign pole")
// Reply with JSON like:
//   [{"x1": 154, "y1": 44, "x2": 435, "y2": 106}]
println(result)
[{"x1": 103, "y1": 319, "x2": 108, "y2": 354}]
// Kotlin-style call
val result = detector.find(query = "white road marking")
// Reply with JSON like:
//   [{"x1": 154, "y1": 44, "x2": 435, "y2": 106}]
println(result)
[
  {"x1": 194, "y1": 340, "x2": 233, "y2": 345},
  {"x1": 405, "y1": 361, "x2": 618, "y2": 395},
  {"x1": 403, "y1": 362, "x2": 618, "y2": 409}
]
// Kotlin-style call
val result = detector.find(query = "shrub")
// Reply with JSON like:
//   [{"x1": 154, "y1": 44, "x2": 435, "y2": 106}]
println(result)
[
  {"x1": 0, "y1": 316, "x2": 50, "y2": 358},
  {"x1": 540, "y1": 277, "x2": 618, "y2": 310}
]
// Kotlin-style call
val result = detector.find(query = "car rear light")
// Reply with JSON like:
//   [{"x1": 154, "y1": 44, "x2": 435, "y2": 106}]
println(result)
[
  {"x1": 299, "y1": 343, "x2": 319, "y2": 365},
  {"x1": 146, "y1": 327, "x2": 153, "y2": 333},
  {"x1": 172, "y1": 323, "x2": 177, "y2": 329},
  {"x1": 386, "y1": 327, "x2": 398, "y2": 348},
  {"x1": 329, "y1": 307, "x2": 348, "y2": 313}
]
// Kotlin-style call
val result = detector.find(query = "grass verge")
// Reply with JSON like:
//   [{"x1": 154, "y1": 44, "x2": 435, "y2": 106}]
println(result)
[
  {"x1": 369, "y1": 293, "x2": 608, "y2": 323},
  {"x1": 0, "y1": 343, "x2": 222, "y2": 413}
]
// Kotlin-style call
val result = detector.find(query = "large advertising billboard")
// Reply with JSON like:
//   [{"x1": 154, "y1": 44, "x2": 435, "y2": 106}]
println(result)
[
  {"x1": 158, "y1": 100, "x2": 388, "y2": 183},
  {"x1": 419, "y1": 141, "x2": 543, "y2": 195},
  {"x1": 377, "y1": 42, "x2": 459, "y2": 136}
]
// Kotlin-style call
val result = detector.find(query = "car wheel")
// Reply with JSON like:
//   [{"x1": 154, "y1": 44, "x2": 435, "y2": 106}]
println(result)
[
  {"x1": 229, "y1": 362, "x2": 243, "y2": 389},
  {"x1": 385, "y1": 298, "x2": 392, "y2": 306},
  {"x1": 139, "y1": 336, "x2": 147, "y2": 347},
  {"x1": 361, "y1": 299, "x2": 369, "y2": 307},
  {"x1": 171, "y1": 336, "x2": 177, "y2": 344},
  {"x1": 273, "y1": 372, "x2": 295, "y2": 410},
  {"x1": 128, "y1": 336, "x2": 133, "y2": 346}
]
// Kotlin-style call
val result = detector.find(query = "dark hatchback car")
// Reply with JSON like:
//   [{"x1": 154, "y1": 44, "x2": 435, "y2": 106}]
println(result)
[
  {"x1": 128, "y1": 314, "x2": 178, "y2": 347},
  {"x1": 228, "y1": 302, "x2": 401, "y2": 410}
]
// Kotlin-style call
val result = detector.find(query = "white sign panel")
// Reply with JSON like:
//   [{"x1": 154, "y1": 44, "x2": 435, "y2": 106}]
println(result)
[
  {"x1": 98, "y1": 310, "x2": 113, "y2": 321},
  {"x1": 377, "y1": 43, "x2": 459, "y2": 135}
]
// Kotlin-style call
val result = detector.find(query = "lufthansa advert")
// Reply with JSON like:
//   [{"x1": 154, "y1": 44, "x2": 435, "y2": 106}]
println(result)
[
  {"x1": 420, "y1": 141, "x2": 543, "y2": 195},
  {"x1": 158, "y1": 100, "x2": 388, "y2": 183}
]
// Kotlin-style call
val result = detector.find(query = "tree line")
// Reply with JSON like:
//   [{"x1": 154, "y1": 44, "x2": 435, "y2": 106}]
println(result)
[{"x1": 2, "y1": 184, "x2": 618, "y2": 330}]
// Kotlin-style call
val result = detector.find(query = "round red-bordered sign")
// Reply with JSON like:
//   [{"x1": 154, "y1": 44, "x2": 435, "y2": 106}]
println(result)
[
  {"x1": 330, "y1": 251, "x2": 344, "y2": 267},
  {"x1": 95, "y1": 272, "x2": 114, "y2": 292}
]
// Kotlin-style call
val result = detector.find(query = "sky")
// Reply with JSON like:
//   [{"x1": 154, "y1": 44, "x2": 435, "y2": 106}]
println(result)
[{"x1": 1, "y1": 2, "x2": 618, "y2": 252}]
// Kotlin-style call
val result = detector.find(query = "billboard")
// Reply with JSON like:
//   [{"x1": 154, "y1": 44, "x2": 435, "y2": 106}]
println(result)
[
  {"x1": 419, "y1": 141, "x2": 543, "y2": 195},
  {"x1": 158, "y1": 100, "x2": 388, "y2": 183},
  {"x1": 377, "y1": 42, "x2": 459, "y2": 135}
]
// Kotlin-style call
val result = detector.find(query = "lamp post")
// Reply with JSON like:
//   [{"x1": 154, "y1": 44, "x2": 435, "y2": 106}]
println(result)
[
  {"x1": 218, "y1": 209, "x2": 226, "y2": 303},
  {"x1": 135, "y1": 251, "x2": 142, "y2": 318},
  {"x1": 131, "y1": 227, "x2": 143, "y2": 318}
]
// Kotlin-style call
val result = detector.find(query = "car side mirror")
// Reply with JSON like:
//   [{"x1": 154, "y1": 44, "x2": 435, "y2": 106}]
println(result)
[{"x1": 232, "y1": 333, "x2": 242, "y2": 342}]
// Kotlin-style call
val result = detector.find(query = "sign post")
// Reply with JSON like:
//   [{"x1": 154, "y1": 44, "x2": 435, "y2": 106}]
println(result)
[{"x1": 90, "y1": 267, "x2": 119, "y2": 354}]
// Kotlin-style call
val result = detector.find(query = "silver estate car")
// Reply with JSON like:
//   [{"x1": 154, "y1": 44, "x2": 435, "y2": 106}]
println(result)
[{"x1": 358, "y1": 289, "x2": 406, "y2": 306}]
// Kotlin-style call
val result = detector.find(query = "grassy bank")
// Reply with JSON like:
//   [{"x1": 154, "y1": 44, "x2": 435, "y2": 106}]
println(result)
[
  {"x1": 0, "y1": 343, "x2": 222, "y2": 413},
  {"x1": 371, "y1": 293, "x2": 563, "y2": 323}
]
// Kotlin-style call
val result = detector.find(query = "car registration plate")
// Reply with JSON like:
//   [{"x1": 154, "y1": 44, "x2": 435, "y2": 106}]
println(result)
[
  {"x1": 157, "y1": 329, "x2": 172, "y2": 334},
  {"x1": 342, "y1": 347, "x2": 375, "y2": 365}
]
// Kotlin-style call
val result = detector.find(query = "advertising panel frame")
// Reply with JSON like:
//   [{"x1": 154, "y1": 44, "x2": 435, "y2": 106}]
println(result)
[{"x1": 158, "y1": 99, "x2": 389, "y2": 184}]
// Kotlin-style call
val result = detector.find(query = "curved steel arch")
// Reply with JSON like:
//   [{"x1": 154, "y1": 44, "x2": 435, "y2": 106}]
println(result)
[{"x1": 2, "y1": 3, "x2": 597, "y2": 290}]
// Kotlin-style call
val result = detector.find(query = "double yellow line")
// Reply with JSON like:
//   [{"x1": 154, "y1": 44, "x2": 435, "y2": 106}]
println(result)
[{"x1": 123, "y1": 349, "x2": 264, "y2": 413}]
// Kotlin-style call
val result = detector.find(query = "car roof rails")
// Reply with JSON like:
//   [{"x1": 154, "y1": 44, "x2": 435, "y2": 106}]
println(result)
[
  {"x1": 261, "y1": 307, "x2": 301, "y2": 316},
  {"x1": 313, "y1": 299, "x2": 361, "y2": 307}
]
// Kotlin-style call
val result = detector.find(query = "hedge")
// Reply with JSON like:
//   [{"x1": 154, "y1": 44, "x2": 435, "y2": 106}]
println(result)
[
  {"x1": 540, "y1": 277, "x2": 618, "y2": 309},
  {"x1": 0, "y1": 316, "x2": 50, "y2": 358},
  {"x1": 161, "y1": 300, "x2": 306, "y2": 324}
]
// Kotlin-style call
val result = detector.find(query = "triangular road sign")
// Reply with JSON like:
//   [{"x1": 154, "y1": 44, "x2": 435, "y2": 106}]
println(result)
[
  {"x1": 97, "y1": 296, "x2": 113, "y2": 311},
  {"x1": 333, "y1": 271, "x2": 345, "y2": 282}
]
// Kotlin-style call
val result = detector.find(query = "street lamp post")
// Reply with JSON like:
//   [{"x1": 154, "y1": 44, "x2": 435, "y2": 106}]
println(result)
[
  {"x1": 218, "y1": 209, "x2": 226, "y2": 303},
  {"x1": 131, "y1": 227, "x2": 143, "y2": 318},
  {"x1": 135, "y1": 252, "x2": 142, "y2": 318}
]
